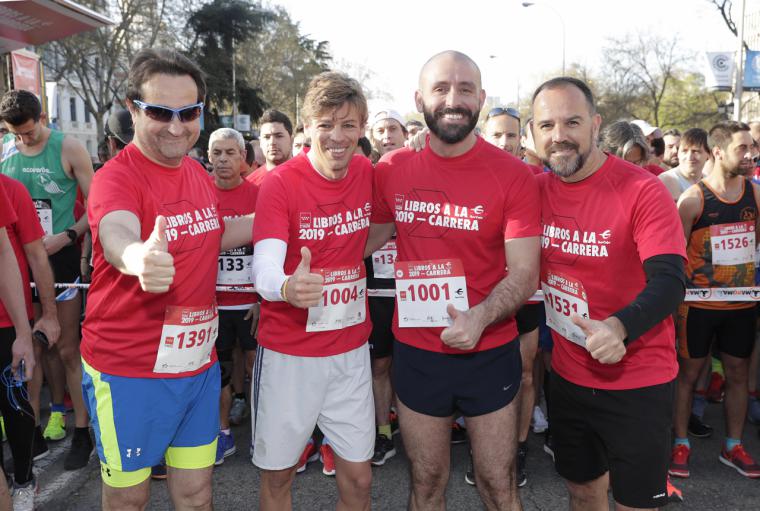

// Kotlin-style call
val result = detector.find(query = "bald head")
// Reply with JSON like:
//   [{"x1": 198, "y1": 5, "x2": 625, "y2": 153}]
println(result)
[{"x1": 419, "y1": 50, "x2": 481, "y2": 89}]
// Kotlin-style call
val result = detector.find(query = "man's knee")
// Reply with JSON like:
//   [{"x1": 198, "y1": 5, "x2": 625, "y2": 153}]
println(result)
[
  {"x1": 261, "y1": 468, "x2": 296, "y2": 494},
  {"x1": 102, "y1": 482, "x2": 150, "y2": 511},
  {"x1": 410, "y1": 462, "x2": 448, "y2": 498},
  {"x1": 174, "y1": 479, "x2": 212, "y2": 508},
  {"x1": 566, "y1": 475, "x2": 607, "y2": 503}
]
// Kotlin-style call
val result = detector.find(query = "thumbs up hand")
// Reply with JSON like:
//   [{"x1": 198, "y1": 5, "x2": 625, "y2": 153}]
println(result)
[
  {"x1": 440, "y1": 304, "x2": 486, "y2": 351},
  {"x1": 571, "y1": 315, "x2": 627, "y2": 364},
  {"x1": 123, "y1": 215, "x2": 175, "y2": 293},
  {"x1": 283, "y1": 247, "x2": 324, "y2": 308}
]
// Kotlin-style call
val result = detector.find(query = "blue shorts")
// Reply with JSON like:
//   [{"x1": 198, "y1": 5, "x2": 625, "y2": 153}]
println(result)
[{"x1": 81, "y1": 360, "x2": 220, "y2": 487}]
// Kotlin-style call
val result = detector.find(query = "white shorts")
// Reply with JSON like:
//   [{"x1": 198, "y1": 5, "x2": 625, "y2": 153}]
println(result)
[{"x1": 251, "y1": 342, "x2": 375, "y2": 470}]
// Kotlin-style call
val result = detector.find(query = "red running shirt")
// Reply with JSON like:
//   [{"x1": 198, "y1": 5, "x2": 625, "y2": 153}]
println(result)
[
  {"x1": 0, "y1": 175, "x2": 44, "y2": 326},
  {"x1": 253, "y1": 153, "x2": 372, "y2": 356},
  {"x1": 82, "y1": 144, "x2": 223, "y2": 378},
  {"x1": 538, "y1": 155, "x2": 685, "y2": 390},
  {"x1": 215, "y1": 179, "x2": 259, "y2": 308},
  {"x1": 372, "y1": 138, "x2": 541, "y2": 354}
]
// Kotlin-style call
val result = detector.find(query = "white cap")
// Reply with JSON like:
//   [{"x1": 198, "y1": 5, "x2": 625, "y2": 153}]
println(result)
[
  {"x1": 370, "y1": 108, "x2": 405, "y2": 129},
  {"x1": 631, "y1": 119, "x2": 662, "y2": 138}
]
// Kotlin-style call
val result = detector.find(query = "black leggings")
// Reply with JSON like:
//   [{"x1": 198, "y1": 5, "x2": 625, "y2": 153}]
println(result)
[{"x1": 0, "y1": 326, "x2": 34, "y2": 485}]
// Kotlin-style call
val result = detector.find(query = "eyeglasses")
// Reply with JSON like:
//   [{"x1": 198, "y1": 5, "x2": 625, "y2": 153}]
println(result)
[
  {"x1": 132, "y1": 100, "x2": 204, "y2": 123},
  {"x1": 486, "y1": 107, "x2": 520, "y2": 122}
]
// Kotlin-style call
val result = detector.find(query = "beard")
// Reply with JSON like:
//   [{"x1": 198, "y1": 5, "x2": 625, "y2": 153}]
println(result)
[
  {"x1": 542, "y1": 141, "x2": 589, "y2": 178},
  {"x1": 423, "y1": 105, "x2": 479, "y2": 144},
  {"x1": 727, "y1": 162, "x2": 751, "y2": 178}
]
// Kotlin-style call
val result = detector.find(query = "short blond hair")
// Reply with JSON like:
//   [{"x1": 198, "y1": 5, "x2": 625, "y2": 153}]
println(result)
[{"x1": 302, "y1": 71, "x2": 368, "y2": 126}]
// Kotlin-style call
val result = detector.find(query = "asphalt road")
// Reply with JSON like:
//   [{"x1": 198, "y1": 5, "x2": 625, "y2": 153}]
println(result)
[{"x1": 35, "y1": 400, "x2": 760, "y2": 510}]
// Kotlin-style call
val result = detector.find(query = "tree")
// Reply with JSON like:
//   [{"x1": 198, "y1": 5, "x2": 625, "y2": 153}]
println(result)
[
  {"x1": 187, "y1": 0, "x2": 274, "y2": 131},
  {"x1": 239, "y1": 6, "x2": 332, "y2": 126},
  {"x1": 601, "y1": 32, "x2": 686, "y2": 127},
  {"x1": 709, "y1": 0, "x2": 750, "y2": 50},
  {"x1": 42, "y1": 0, "x2": 173, "y2": 138}
]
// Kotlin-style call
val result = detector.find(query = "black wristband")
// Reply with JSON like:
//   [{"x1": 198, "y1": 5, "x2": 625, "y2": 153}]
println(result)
[{"x1": 65, "y1": 229, "x2": 78, "y2": 245}]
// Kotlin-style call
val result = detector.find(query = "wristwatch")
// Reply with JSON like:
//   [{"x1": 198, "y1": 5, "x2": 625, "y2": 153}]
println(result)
[{"x1": 65, "y1": 229, "x2": 78, "y2": 245}]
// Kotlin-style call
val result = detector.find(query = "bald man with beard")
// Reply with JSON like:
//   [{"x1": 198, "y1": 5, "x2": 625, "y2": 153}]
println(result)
[{"x1": 367, "y1": 50, "x2": 540, "y2": 510}]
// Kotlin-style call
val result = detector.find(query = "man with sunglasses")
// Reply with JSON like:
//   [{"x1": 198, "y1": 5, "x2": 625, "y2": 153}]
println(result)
[
  {"x1": 480, "y1": 105, "x2": 544, "y2": 488},
  {"x1": 81, "y1": 48, "x2": 253, "y2": 510},
  {"x1": 0, "y1": 89, "x2": 95, "y2": 470},
  {"x1": 368, "y1": 51, "x2": 540, "y2": 510}
]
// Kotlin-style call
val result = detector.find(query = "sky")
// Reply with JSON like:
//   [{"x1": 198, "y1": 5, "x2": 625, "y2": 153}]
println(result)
[{"x1": 269, "y1": 0, "x2": 742, "y2": 116}]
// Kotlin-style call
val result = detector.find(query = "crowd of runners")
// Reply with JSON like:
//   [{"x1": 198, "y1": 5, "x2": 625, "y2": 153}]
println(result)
[{"x1": 0, "y1": 46, "x2": 758, "y2": 511}]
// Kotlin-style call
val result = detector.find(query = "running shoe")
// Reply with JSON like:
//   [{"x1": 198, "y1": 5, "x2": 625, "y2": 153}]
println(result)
[
  {"x1": 451, "y1": 422, "x2": 467, "y2": 444},
  {"x1": 749, "y1": 394, "x2": 760, "y2": 425},
  {"x1": 719, "y1": 444, "x2": 760, "y2": 478},
  {"x1": 320, "y1": 444, "x2": 336, "y2": 476},
  {"x1": 706, "y1": 372, "x2": 725, "y2": 403},
  {"x1": 63, "y1": 428, "x2": 94, "y2": 470},
  {"x1": 666, "y1": 475, "x2": 684, "y2": 503},
  {"x1": 688, "y1": 414, "x2": 713, "y2": 438},
  {"x1": 229, "y1": 397, "x2": 249, "y2": 426},
  {"x1": 215, "y1": 431, "x2": 236, "y2": 466},
  {"x1": 371, "y1": 434, "x2": 396, "y2": 466},
  {"x1": 151, "y1": 460, "x2": 168, "y2": 480},
  {"x1": 11, "y1": 477, "x2": 37, "y2": 511},
  {"x1": 33, "y1": 426, "x2": 49, "y2": 461},
  {"x1": 464, "y1": 451, "x2": 475, "y2": 486},
  {"x1": 668, "y1": 444, "x2": 690, "y2": 478},
  {"x1": 296, "y1": 442, "x2": 319, "y2": 473},
  {"x1": 43, "y1": 411, "x2": 66, "y2": 441},
  {"x1": 516, "y1": 442, "x2": 527, "y2": 487},
  {"x1": 1, "y1": 416, "x2": 5, "y2": 442},
  {"x1": 532, "y1": 406, "x2": 548, "y2": 434}
]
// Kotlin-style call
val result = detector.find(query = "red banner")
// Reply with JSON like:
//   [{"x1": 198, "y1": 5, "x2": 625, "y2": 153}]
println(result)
[{"x1": 11, "y1": 50, "x2": 41, "y2": 99}]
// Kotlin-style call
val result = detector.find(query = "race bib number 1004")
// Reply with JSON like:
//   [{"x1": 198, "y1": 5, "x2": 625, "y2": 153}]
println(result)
[
  {"x1": 542, "y1": 271, "x2": 589, "y2": 347},
  {"x1": 395, "y1": 259, "x2": 469, "y2": 328},
  {"x1": 306, "y1": 264, "x2": 367, "y2": 332}
]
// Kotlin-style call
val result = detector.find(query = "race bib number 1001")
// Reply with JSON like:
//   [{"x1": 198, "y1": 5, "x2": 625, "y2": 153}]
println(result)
[
  {"x1": 710, "y1": 221, "x2": 755, "y2": 266},
  {"x1": 542, "y1": 271, "x2": 589, "y2": 347},
  {"x1": 306, "y1": 264, "x2": 367, "y2": 332},
  {"x1": 395, "y1": 259, "x2": 469, "y2": 328},
  {"x1": 154, "y1": 304, "x2": 218, "y2": 374}
]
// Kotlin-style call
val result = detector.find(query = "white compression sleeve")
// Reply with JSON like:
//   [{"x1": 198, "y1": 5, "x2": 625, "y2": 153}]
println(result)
[{"x1": 252, "y1": 238, "x2": 288, "y2": 302}]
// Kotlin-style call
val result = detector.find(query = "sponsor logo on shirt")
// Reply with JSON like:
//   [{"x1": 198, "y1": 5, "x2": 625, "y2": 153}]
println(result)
[
  {"x1": 542, "y1": 217, "x2": 612, "y2": 262},
  {"x1": 393, "y1": 189, "x2": 484, "y2": 234}
]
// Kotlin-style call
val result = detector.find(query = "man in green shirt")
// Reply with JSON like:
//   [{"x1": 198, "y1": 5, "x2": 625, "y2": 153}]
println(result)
[{"x1": 0, "y1": 90, "x2": 94, "y2": 470}]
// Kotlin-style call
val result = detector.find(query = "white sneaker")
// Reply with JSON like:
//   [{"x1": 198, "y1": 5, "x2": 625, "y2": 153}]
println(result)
[
  {"x1": 12, "y1": 478, "x2": 37, "y2": 511},
  {"x1": 532, "y1": 406, "x2": 548, "y2": 434},
  {"x1": 229, "y1": 397, "x2": 249, "y2": 426}
]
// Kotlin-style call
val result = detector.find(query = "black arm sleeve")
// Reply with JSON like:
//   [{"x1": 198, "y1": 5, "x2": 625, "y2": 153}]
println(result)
[{"x1": 611, "y1": 254, "x2": 685, "y2": 345}]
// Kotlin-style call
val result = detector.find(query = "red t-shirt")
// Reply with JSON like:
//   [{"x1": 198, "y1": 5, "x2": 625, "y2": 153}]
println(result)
[
  {"x1": 0, "y1": 179, "x2": 16, "y2": 227},
  {"x1": 0, "y1": 175, "x2": 44, "y2": 327},
  {"x1": 538, "y1": 155, "x2": 685, "y2": 390},
  {"x1": 645, "y1": 164, "x2": 664, "y2": 176},
  {"x1": 215, "y1": 179, "x2": 259, "y2": 308},
  {"x1": 246, "y1": 166, "x2": 271, "y2": 187},
  {"x1": 372, "y1": 138, "x2": 541, "y2": 354},
  {"x1": 253, "y1": 153, "x2": 372, "y2": 356},
  {"x1": 82, "y1": 144, "x2": 223, "y2": 378}
]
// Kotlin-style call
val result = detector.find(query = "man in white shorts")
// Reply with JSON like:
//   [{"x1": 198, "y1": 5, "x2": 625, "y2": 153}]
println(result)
[{"x1": 251, "y1": 71, "x2": 374, "y2": 510}]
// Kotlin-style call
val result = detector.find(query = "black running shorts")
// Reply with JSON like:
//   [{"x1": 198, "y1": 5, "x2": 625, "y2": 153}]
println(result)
[
  {"x1": 393, "y1": 338, "x2": 521, "y2": 417},
  {"x1": 516, "y1": 302, "x2": 541, "y2": 335},
  {"x1": 549, "y1": 372, "x2": 673, "y2": 509},
  {"x1": 368, "y1": 297, "x2": 395, "y2": 359},
  {"x1": 677, "y1": 305, "x2": 756, "y2": 359}
]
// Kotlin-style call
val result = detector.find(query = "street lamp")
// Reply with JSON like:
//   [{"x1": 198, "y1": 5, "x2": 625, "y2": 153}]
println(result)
[{"x1": 522, "y1": 1, "x2": 566, "y2": 75}]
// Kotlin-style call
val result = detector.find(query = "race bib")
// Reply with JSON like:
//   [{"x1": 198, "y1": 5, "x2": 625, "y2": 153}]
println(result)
[
  {"x1": 217, "y1": 246, "x2": 253, "y2": 286},
  {"x1": 372, "y1": 240, "x2": 397, "y2": 279},
  {"x1": 542, "y1": 271, "x2": 589, "y2": 347},
  {"x1": 154, "y1": 304, "x2": 218, "y2": 374},
  {"x1": 710, "y1": 222, "x2": 755, "y2": 266},
  {"x1": 395, "y1": 259, "x2": 469, "y2": 328},
  {"x1": 306, "y1": 264, "x2": 367, "y2": 332},
  {"x1": 33, "y1": 199, "x2": 53, "y2": 236}
]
